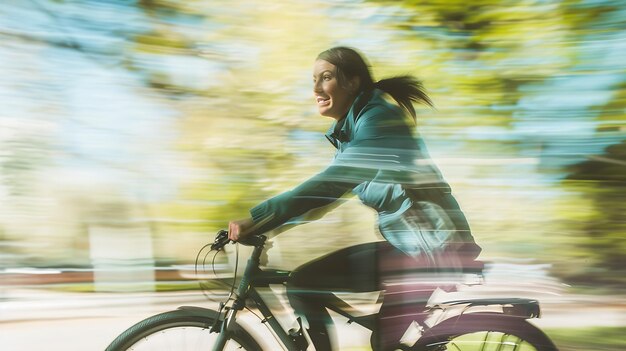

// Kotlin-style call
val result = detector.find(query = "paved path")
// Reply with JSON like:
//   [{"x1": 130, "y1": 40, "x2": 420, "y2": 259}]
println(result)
[{"x1": 1, "y1": 285, "x2": 624, "y2": 351}]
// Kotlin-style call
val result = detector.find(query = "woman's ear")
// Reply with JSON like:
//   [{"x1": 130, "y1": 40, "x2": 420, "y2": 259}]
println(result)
[{"x1": 348, "y1": 76, "x2": 361, "y2": 94}]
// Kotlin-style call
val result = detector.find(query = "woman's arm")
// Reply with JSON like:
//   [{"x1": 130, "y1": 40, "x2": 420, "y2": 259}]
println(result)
[{"x1": 232, "y1": 107, "x2": 408, "y2": 240}]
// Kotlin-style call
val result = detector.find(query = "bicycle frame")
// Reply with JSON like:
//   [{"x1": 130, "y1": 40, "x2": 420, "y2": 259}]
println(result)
[
  {"x1": 209, "y1": 235, "x2": 380, "y2": 351},
  {"x1": 211, "y1": 235, "x2": 301, "y2": 350},
  {"x1": 105, "y1": 227, "x2": 556, "y2": 351},
  {"x1": 207, "y1": 234, "x2": 545, "y2": 351}
]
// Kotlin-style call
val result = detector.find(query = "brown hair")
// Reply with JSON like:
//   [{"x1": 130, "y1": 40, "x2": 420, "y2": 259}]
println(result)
[{"x1": 317, "y1": 46, "x2": 433, "y2": 120}]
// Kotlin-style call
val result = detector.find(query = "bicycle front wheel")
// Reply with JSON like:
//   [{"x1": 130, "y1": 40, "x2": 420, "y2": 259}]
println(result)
[
  {"x1": 105, "y1": 308, "x2": 262, "y2": 351},
  {"x1": 415, "y1": 313, "x2": 558, "y2": 351}
]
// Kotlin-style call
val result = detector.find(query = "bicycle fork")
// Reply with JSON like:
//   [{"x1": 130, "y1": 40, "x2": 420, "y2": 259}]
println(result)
[
  {"x1": 211, "y1": 245, "x2": 263, "y2": 351},
  {"x1": 211, "y1": 307, "x2": 237, "y2": 350}
]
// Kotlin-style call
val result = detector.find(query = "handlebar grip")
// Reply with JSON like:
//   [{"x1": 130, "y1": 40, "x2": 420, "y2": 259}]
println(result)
[{"x1": 210, "y1": 230, "x2": 267, "y2": 251}]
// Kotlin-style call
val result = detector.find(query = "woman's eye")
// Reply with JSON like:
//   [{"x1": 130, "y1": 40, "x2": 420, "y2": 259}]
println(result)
[{"x1": 323, "y1": 75, "x2": 332, "y2": 81}]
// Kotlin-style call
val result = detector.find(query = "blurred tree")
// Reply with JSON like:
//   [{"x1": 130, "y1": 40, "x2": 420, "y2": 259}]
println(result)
[
  {"x1": 2, "y1": 0, "x2": 625, "y2": 274},
  {"x1": 563, "y1": 140, "x2": 626, "y2": 286}
]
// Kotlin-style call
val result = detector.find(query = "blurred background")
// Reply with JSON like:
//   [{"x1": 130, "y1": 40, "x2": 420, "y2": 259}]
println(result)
[{"x1": 1, "y1": 0, "x2": 624, "y2": 350}]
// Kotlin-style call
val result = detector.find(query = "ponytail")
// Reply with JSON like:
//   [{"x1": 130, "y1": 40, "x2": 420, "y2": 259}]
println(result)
[
  {"x1": 317, "y1": 46, "x2": 434, "y2": 121},
  {"x1": 375, "y1": 76, "x2": 433, "y2": 121}
]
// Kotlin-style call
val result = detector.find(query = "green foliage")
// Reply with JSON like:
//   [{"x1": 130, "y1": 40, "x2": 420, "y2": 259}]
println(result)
[
  {"x1": 546, "y1": 326, "x2": 626, "y2": 351},
  {"x1": 2, "y1": 0, "x2": 625, "y2": 289},
  {"x1": 371, "y1": 0, "x2": 626, "y2": 290},
  {"x1": 561, "y1": 141, "x2": 626, "y2": 286}
]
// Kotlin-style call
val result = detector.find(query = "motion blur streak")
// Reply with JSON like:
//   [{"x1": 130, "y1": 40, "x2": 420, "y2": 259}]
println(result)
[{"x1": 1, "y1": 0, "x2": 624, "y2": 350}]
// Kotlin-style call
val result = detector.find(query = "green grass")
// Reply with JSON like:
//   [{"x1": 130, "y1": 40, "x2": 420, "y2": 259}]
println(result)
[
  {"x1": 546, "y1": 327, "x2": 626, "y2": 351},
  {"x1": 446, "y1": 331, "x2": 541, "y2": 350},
  {"x1": 422, "y1": 328, "x2": 626, "y2": 351}
]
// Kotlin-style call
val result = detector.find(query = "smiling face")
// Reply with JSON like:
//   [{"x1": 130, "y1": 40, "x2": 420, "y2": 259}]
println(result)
[{"x1": 313, "y1": 59, "x2": 358, "y2": 120}]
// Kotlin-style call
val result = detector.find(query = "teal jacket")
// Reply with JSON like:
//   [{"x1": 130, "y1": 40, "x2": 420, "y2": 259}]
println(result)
[{"x1": 250, "y1": 89, "x2": 478, "y2": 258}]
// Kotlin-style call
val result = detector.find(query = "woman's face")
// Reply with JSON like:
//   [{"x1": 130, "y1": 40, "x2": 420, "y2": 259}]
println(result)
[{"x1": 313, "y1": 59, "x2": 357, "y2": 120}]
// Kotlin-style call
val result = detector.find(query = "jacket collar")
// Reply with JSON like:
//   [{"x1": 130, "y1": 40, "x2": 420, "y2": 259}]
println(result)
[
  {"x1": 324, "y1": 117, "x2": 348, "y2": 149},
  {"x1": 324, "y1": 89, "x2": 376, "y2": 148}
]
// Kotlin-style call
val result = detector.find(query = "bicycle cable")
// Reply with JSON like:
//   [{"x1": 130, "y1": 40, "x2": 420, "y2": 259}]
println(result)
[
  {"x1": 201, "y1": 250, "x2": 222, "y2": 301},
  {"x1": 248, "y1": 292, "x2": 287, "y2": 348},
  {"x1": 194, "y1": 243, "x2": 214, "y2": 301},
  {"x1": 211, "y1": 242, "x2": 240, "y2": 322},
  {"x1": 225, "y1": 243, "x2": 239, "y2": 302},
  {"x1": 209, "y1": 243, "x2": 270, "y2": 322},
  {"x1": 227, "y1": 243, "x2": 285, "y2": 348},
  {"x1": 194, "y1": 243, "x2": 212, "y2": 276},
  {"x1": 194, "y1": 241, "x2": 233, "y2": 302},
  {"x1": 201, "y1": 238, "x2": 286, "y2": 348},
  {"x1": 211, "y1": 249, "x2": 220, "y2": 277}
]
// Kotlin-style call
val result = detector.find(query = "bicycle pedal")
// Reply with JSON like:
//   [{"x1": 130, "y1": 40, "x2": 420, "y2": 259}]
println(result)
[
  {"x1": 288, "y1": 317, "x2": 309, "y2": 349},
  {"x1": 288, "y1": 330, "x2": 308, "y2": 350}
]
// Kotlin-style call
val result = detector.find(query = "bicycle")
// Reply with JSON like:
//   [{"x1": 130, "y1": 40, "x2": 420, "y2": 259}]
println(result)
[{"x1": 106, "y1": 230, "x2": 559, "y2": 350}]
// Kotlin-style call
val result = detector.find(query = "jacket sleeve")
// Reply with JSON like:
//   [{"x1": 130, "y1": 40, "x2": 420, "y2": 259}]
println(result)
[{"x1": 248, "y1": 106, "x2": 404, "y2": 235}]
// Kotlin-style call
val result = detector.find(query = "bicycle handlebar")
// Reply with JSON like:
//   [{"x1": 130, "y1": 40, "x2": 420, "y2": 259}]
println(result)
[
  {"x1": 211, "y1": 230, "x2": 231, "y2": 250},
  {"x1": 210, "y1": 230, "x2": 267, "y2": 251}
]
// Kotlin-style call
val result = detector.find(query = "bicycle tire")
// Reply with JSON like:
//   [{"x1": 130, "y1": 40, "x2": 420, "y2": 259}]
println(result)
[
  {"x1": 413, "y1": 313, "x2": 558, "y2": 351},
  {"x1": 105, "y1": 307, "x2": 262, "y2": 351}
]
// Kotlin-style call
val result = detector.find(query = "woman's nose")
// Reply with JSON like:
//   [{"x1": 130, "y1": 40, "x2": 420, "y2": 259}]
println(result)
[{"x1": 313, "y1": 80, "x2": 323, "y2": 93}]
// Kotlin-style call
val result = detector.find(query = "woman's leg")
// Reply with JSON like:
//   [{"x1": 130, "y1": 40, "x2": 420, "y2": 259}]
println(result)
[
  {"x1": 286, "y1": 240, "x2": 480, "y2": 351},
  {"x1": 373, "y1": 251, "x2": 460, "y2": 350},
  {"x1": 373, "y1": 248, "x2": 481, "y2": 350},
  {"x1": 371, "y1": 243, "x2": 438, "y2": 351},
  {"x1": 286, "y1": 242, "x2": 383, "y2": 350}
]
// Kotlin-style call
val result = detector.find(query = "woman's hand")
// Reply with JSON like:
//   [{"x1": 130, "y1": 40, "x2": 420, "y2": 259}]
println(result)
[{"x1": 228, "y1": 217, "x2": 255, "y2": 242}]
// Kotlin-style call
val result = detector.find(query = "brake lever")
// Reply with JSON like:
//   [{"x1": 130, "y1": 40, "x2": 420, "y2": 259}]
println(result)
[{"x1": 211, "y1": 230, "x2": 231, "y2": 251}]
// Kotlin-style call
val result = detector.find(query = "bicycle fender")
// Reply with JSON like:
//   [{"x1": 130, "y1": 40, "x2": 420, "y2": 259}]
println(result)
[
  {"x1": 433, "y1": 297, "x2": 541, "y2": 319},
  {"x1": 177, "y1": 306, "x2": 223, "y2": 319},
  {"x1": 177, "y1": 306, "x2": 224, "y2": 332},
  {"x1": 413, "y1": 313, "x2": 558, "y2": 351}
]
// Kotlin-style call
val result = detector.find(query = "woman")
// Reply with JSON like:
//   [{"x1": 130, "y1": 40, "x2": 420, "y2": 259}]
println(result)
[{"x1": 228, "y1": 47, "x2": 481, "y2": 351}]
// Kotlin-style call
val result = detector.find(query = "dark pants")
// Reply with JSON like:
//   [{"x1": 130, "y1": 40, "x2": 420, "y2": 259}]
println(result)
[{"x1": 286, "y1": 241, "x2": 480, "y2": 351}]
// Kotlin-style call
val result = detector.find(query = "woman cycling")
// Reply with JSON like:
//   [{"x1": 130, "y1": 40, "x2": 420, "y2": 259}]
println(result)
[{"x1": 228, "y1": 46, "x2": 481, "y2": 351}]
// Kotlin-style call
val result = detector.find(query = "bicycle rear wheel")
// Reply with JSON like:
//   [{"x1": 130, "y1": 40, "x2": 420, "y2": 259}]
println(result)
[
  {"x1": 415, "y1": 313, "x2": 558, "y2": 351},
  {"x1": 105, "y1": 308, "x2": 261, "y2": 351}
]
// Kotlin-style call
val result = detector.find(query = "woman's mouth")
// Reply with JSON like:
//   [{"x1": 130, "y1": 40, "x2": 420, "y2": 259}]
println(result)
[{"x1": 316, "y1": 96, "x2": 330, "y2": 106}]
